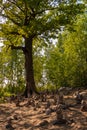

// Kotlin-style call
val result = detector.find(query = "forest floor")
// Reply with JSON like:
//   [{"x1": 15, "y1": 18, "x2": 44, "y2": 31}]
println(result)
[{"x1": 0, "y1": 87, "x2": 87, "y2": 130}]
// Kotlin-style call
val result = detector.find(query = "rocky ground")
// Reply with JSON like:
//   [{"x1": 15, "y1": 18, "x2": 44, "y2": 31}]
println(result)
[{"x1": 0, "y1": 87, "x2": 87, "y2": 130}]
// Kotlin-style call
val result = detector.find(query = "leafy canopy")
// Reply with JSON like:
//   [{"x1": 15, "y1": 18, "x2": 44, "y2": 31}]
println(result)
[{"x1": 0, "y1": 0, "x2": 85, "y2": 46}]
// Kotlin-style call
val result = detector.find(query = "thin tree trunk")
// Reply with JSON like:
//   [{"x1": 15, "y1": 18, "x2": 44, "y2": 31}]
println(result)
[{"x1": 23, "y1": 37, "x2": 39, "y2": 97}]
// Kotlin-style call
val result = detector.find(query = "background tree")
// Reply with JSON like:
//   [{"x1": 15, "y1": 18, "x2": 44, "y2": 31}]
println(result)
[
  {"x1": 33, "y1": 38, "x2": 45, "y2": 87},
  {"x1": 63, "y1": 14, "x2": 87, "y2": 87},
  {"x1": 0, "y1": 0, "x2": 85, "y2": 96},
  {"x1": 45, "y1": 14, "x2": 87, "y2": 88},
  {"x1": 0, "y1": 45, "x2": 25, "y2": 93},
  {"x1": 45, "y1": 33, "x2": 67, "y2": 88}
]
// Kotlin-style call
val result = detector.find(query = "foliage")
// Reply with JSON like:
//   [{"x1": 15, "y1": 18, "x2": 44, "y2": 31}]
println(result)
[
  {"x1": 0, "y1": 46, "x2": 25, "y2": 89},
  {"x1": 45, "y1": 14, "x2": 87, "y2": 88},
  {"x1": 0, "y1": 0, "x2": 86, "y2": 95},
  {"x1": 0, "y1": 0, "x2": 85, "y2": 45}
]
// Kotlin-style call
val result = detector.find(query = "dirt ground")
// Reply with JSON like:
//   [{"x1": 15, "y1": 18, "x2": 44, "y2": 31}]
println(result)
[{"x1": 0, "y1": 88, "x2": 87, "y2": 130}]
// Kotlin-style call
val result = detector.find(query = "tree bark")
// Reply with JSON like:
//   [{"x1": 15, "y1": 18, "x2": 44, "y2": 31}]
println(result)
[{"x1": 23, "y1": 37, "x2": 39, "y2": 97}]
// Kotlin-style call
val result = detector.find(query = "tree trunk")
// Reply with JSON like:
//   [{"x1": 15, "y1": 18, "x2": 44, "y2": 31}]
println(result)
[{"x1": 23, "y1": 37, "x2": 39, "y2": 97}]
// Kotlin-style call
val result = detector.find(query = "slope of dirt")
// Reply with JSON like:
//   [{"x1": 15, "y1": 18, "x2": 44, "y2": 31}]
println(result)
[{"x1": 0, "y1": 88, "x2": 87, "y2": 130}]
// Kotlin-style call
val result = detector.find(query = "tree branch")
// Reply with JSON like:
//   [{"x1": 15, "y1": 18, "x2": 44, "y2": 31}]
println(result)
[
  {"x1": 1, "y1": 13, "x2": 22, "y2": 27},
  {"x1": 10, "y1": 45, "x2": 28, "y2": 54},
  {"x1": 7, "y1": 0, "x2": 24, "y2": 13},
  {"x1": 10, "y1": 45, "x2": 24, "y2": 50},
  {"x1": 34, "y1": 7, "x2": 59, "y2": 16},
  {"x1": 10, "y1": 31, "x2": 25, "y2": 38}
]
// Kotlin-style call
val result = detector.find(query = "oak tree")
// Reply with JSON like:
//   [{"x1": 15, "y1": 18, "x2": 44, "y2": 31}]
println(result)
[{"x1": 0, "y1": 0, "x2": 84, "y2": 97}]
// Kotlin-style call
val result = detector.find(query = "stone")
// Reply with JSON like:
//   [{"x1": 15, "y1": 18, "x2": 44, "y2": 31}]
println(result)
[
  {"x1": 45, "y1": 101, "x2": 51, "y2": 109},
  {"x1": 56, "y1": 108, "x2": 63, "y2": 120},
  {"x1": 38, "y1": 120, "x2": 49, "y2": 126},
  {"x1": 45, "y1": 108, "x2": 52, "y2": 115},
  {"x1": 52, "y1": 119, "x2": 67, "y2": 125},
  {"x1": 6, "y1": 118, "x2": 14, "y2": 130},
  {"x1": 81, "y1": 100, "x2": 87, "y2": 112},
  {"x1": 5, "y1": 124, "x2": 14, "y2": 130},
  {"x1": 75, "y1": 91, "x2": 83, "y2": 104},
  {"x1": 13, "y1": 115, "x2": 18, "y2": 120},
  {"x1": 57, "y1": 93, "x2": 64, "y2": 105},
  {"x1": 55, "y1": 104, "x2": 67, "y2": 124},
  {"x1": 24, "y1": 123, "x2": 31, "y2": 128}
]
